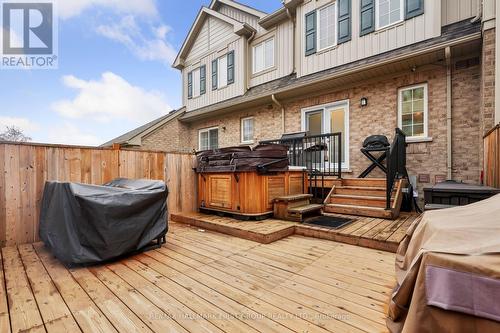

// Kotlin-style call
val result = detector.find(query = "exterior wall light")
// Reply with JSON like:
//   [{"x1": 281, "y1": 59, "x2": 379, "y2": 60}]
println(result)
[{"x1": 361, "y1": 97, "x2": 368, "y2": 107}]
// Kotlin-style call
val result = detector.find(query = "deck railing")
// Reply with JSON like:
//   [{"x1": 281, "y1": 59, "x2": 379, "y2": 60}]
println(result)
[
  {"x1": 386, "y1": 128, "x2": 408, "y2": 209},
  {"x1": 260, "y1": 132, "x2": 342, "y2": 178}
]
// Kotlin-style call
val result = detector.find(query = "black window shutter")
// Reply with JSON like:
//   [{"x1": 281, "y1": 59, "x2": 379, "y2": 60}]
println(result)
[
  {"x1": 212, "y1": 59, "x2": 218, "y2": 90},
  {"x1": 200, "y1": 65, "x2": 206, "y2": 95},
  {"x1": 338, "y1": 0, "x2": 352, "y2": 44},
  {"x1": 227, "y1": 51, "x2": 235, "y2": 85},
  {"x1": 360, "y1": 0, "x2": 375, "y2": 36},
  {"x1": 305, "y1": 10, "x2": 316, "y2": 56},
  {"x1": 187, "y1": 71, "x2": 193, "y2": 99},
  {"x1": 405, "y1": 0, "x2": 424, "y2": 19}
]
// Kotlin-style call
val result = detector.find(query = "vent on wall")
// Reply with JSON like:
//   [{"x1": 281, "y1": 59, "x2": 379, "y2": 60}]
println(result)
[{"x1": 455, "y1": 57, "x2": 480, "y2": 70}]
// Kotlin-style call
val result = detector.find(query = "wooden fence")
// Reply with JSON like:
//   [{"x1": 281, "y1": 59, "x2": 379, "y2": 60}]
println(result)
[
  {"x1": 484, "y1": 124, "x2": 500, "y2": 188},
  {"x1": 0, "y1": 142, "x2": 197, "y2": 246}
]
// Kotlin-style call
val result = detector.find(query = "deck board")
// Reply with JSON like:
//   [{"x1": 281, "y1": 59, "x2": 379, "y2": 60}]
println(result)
[
  {"x1": 2, "y1": 223, "x2": 395, "y2": 333},
  {"x1": 172, "y1": 212, "x2": 418, "y2": 253}
]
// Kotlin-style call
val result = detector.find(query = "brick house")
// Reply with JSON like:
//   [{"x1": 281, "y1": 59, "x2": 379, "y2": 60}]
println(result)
[{"x1": 105, "y1": 0, "x2": 499, "y2": 199}]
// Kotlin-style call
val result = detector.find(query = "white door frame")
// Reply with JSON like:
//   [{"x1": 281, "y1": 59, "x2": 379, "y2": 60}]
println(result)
[{"x1": 301, "y1": 99, "x2": 350, "y2": 170}]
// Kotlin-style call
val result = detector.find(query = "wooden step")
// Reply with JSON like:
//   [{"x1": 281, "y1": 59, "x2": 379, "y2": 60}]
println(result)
[
  {"x1": 323, "y1": 203, "x2": 393, "y2": 219},
  {"x1": 274, "y1": 194, "x2": 313, "y2": 203},
  {"x1": 288, "y1": 204, "x2": 323, "y2": 214},
  {"x1": 329, "y1": 194, "x2": 393, "y2": 208},
  {"x1": 287, "y1": 203, "x2": 323, "y2": 222},
  {"x1": 341, "y1": 178, "x2": 386, "y2": 188},
  {"x1": 335, "y1": 186, "x2": 386, "y2": 196}
]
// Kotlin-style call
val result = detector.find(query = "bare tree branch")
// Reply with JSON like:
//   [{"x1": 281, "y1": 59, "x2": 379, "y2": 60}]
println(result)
[{"x1": 0, "y1": 126, "x2": 32, "y2": 142}]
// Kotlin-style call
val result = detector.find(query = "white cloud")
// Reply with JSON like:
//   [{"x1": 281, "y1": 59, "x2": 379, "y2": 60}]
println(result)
[
  {"x1": 52, "y1": 72, "x2": 171, "y2": 124},
  {"x1": 0, "y1": 116, "x2": 39, "y2": 133},
  {"x1": 46, "y1": 122, "x2": 103, "y2": 146},
  {"x1": 55, "y1": 0, "x2": 158, "y2": 20},
  {"x1": 96, "y1": 16, "x2": 177, "y2": 65}
]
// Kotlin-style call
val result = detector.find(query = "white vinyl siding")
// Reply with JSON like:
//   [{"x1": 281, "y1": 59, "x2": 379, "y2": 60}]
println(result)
[
  {"x1": 398, "y1": 84, "x2": 428, "y2": 140},
  {"x1": 376, "y1": 0, "x2": 404, "y2": 30},
  {"x1": 441, "y1": 0, "x2": 479, "y2": 26},
  {"x1": 192, "y1": 68, "x2": 201, "y2": 98},
  {"x1": 199, "y1": 127, "x2": 219, "y2": 151},
  {"x1": 297, "y1": 0, "x2": 441, "y2": 78},
  {"x1": 218, "y1": 55, "x2": 228, "y2": 88},
  {"x1": 318, "y1": 3, "x2": 337, "y2": 51},
  {"x1": 241, "y1": 117, "x2": 254, "y2": 143},
  {"x1": 253, "y1": 38, "x2": 275, "y2": 74}
]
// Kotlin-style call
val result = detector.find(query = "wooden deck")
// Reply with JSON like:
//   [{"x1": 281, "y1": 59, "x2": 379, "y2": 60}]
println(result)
[
  {"x1": 172, "y1": 212, "x2": 419, "y2": 252},
  {"x1": 0, "y1": 222, "x2": 395, "y2": 333}
]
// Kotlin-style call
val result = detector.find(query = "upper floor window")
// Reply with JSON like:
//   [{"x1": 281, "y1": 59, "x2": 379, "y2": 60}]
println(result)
[
  {"x1": 188, "y1": 65, "x2": 206, "y2": 99},
  {"x1": 317, "y1": 3, "x2": 336, "y2": 51},
  {"x1": 218, "y1": 55, "x2": 228, "y2": 88},
  {"x1": 241, "y1": 117, "x2": 254, "y2": 143},
  {"x1": 212, "y1": 51, "x2": 235, "y2": 90},
  {"x1": 253, "y1": 38, "x2": 274, "y2": 74},
  {"x1": 199, "y1": 127, "x2": 219, "y2": 151},
  {"x1": 376, "y1": 0, "x2": 404, "y2": 30},
  {"x1": 398, "y1": 83, "x2": 428, "y2": 140}
]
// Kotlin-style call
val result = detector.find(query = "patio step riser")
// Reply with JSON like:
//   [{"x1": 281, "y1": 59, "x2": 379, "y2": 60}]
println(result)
[
  {"x1": 323, "y1": 204, "x2": 393, "y2": 219},
  {"x1": 335, "y1": 188, "x2": 386, "y2": 196},
  {"x1": 341, "y1": 179, "x2": 387, "y2": 188},
  {"x1": 329, "y1": 196, "x2": 392, "y2": 208}
]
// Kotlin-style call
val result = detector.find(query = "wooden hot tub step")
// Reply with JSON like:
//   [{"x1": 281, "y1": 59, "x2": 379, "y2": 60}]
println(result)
[{"x1": 287, "y1": 204, "x2": 324, "y2": 222}]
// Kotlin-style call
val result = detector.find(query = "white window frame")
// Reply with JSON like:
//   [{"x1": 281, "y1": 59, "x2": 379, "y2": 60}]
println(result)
[
  {"x1": 316, "y1": 2, "x2": 337, "y2": 52},
  {"x1": 217, "y1": 55, "x2": 228, "y2": 89},
  {"x1": 300, "y1": 100, "x2": 350, "y2": 170},
  {"x1": 198, "y1": 126, "x2": 219, "y2": 151},
  {"x1": 375, "y1": 0, "x2": 404, "y2": 30},
  {"x1": 398, "y1": 83, "x2": 429, "y2": 141},
  {"x1": 252, "y1": 37, "x2": 275, "y2": 74},
  {"x1": 241, "y1": 117, "x2": 254, "y2": 144},
  {"x1": 192, "y1": 67, "x2": 201, "y2": 98}
]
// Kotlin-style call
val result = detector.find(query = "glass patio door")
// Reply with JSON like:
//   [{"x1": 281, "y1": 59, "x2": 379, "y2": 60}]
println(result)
[{"x1": 302, "y1": 101, "x2": 349, "y2": 170}]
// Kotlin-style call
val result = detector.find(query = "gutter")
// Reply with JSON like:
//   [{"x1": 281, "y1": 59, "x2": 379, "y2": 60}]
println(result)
[
  {"x1": 272, "y1": 94, "x2": 285, "y2": 134},
  {"x1": 445, "y1": 46, "x2": 453, "y2": 180}
]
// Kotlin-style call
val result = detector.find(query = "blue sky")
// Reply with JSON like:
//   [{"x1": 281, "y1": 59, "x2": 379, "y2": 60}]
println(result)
[{"x1": 0, "y1": 0, "x2": 282, "y2": 145}]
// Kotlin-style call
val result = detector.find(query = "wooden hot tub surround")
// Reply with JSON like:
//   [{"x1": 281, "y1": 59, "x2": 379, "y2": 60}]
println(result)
[{"x1": 198, "y1": 170, "x2": 307, "y2": 218}]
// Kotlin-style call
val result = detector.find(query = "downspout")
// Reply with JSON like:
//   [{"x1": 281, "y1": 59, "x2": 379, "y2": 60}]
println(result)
[
  {"x1": 470, "y1": 0, "x2": 483, "y2": 23},
  {"x1": 246, "y1": 31, "x2": 256, "y2": 91},
  {"x1": 272, "y1": 94, "x2": 285, "y2": 134},
  {"x1": 286, "y1": 8, "x2": 297, "y2": 74},
  {"x1": 445, "y1": 47, "x2": 453, "y2": 180}
]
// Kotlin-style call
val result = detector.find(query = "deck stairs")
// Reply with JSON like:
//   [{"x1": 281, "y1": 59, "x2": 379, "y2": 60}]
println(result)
[
  {"x1": 323, "y1": 178, "x2": 406, "y2": 219},
  {"x1": 273, "y1": 194, "x2": 323, "y2": 222}
]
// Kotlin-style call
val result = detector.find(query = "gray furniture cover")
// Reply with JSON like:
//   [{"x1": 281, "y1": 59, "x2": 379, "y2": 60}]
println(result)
[{"x1": 39, "y1": 178, "x2": 168, "y2": 265}]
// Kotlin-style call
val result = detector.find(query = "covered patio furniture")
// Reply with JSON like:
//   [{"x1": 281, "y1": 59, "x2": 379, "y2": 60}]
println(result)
[
  {"x1": 388, "y1": 194, "x2": 500, "y2": 333},
  {"x1": 39, "y1": 178, "x2": 168, "y2": 265}
]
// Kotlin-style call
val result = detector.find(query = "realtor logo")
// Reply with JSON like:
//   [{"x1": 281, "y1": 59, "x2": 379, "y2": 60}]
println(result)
[{"x1": 1, "y1": 1, "x2": 58, "y2": 69}]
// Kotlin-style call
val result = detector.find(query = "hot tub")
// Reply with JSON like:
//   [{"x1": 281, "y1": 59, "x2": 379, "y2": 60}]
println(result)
[{"x1": 195, "y1": 145, "x2": 306, "y2": 219}]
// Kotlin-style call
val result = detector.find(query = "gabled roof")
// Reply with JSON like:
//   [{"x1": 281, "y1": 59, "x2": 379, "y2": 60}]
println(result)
[
  {"x1": 172, "y1": 6, "x2": 256, "y2": 70},
  {"x1": 101, "y1": 108, "x2": 186, "y2": 147},
  {"x1": 209, "y1": 0, "x2": 267, "y2": 19}
]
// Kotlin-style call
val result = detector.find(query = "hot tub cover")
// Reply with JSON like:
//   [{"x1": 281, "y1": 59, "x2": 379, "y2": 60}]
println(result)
[
  {"x1": 388, "y1": 194, "x2": 500, "y2": 333},
  {"x1": 195, "y1": 144, "x2": 289, "y2": 173},
  {"x1": 39, "y1": 178, "x2": 168, "y2": 265}
]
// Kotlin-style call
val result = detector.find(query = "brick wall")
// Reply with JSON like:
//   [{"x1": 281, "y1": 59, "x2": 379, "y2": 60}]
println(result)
[
  {"x1": 186, "y1": 105, "x2": 284, "y2": 150},
  {"x1": 481, "y1": 28, "x2": 496, "y2": 136},
  {"x1": 140, "y1": 114, "x2": 193, "y2": 153}
]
